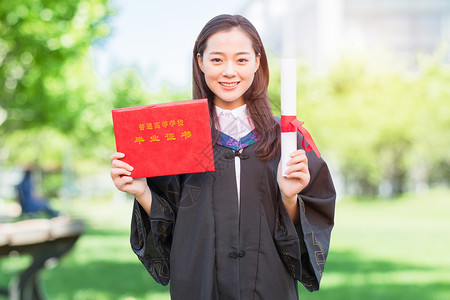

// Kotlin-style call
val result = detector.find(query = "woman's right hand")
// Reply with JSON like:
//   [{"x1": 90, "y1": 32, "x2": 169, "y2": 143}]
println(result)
[{"x1": 110, "y1": 152, "x2": 148, "y2": 197}]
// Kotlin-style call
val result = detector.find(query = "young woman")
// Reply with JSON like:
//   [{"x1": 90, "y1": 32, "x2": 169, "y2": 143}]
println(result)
[{"x1": 110, "y1": 14, "x2": 335, "y2": 300}]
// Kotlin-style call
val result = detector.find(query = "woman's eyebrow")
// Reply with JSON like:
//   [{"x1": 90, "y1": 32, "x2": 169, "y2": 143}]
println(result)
[{"x1": 208, "y1": 51, "x2": 252, "y2": 55}]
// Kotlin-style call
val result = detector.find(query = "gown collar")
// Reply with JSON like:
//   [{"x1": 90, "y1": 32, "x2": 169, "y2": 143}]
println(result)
[{"x1": 216, "y1": 130, "x2": 261, "y2": 151}]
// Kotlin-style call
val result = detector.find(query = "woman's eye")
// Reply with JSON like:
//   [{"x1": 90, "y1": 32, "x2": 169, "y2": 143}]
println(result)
[
  {"x1": 211, "y1": 58, "x2": 222, "y2": 63},
  {"x1": 237, "y1": 58, "x2": 248, "y2": 63}
]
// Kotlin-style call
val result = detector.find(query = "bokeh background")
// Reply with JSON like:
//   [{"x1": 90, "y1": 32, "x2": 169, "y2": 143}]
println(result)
[{"x1": 1, "y1": 0, "x2": 449, "y2": 299}]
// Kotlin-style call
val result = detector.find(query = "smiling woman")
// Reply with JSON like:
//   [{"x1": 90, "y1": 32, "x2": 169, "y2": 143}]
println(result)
[
  {"x1": 192, "y1": 14, "x2": 277, "y2": 160},
  {"x1": 110, "y1": 14, "x2": 336, "y2": 300},
  {"x1": 197, "y1": 28, "x2": 260, "y2": 110}
]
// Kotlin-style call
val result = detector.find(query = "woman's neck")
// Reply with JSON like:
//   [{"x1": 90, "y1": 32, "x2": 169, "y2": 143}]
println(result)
[{"x1": 213, "y1": 97, "x2": 246, "y2": 110}]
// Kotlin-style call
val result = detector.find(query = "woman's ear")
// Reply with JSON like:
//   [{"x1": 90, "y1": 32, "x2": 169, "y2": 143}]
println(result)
[
  {"x1": 254, "y1": 53, "x2": 261, "y2": 73},
  {"x1": 197, "y1": 53, "x2": 204, "y2": 73}
]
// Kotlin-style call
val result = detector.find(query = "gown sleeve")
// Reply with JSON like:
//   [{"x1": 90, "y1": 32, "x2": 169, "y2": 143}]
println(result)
[
  {"x1": 274, "y1": 133, "x2": 336, "y2": 292},
  {"x1": 130, "y1": 175, "x2": 181, "y2": 286}
]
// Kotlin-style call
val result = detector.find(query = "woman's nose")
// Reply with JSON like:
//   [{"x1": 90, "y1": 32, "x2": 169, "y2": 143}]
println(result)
[{"x1": 222, "y1": 62, "x2": 237, "y2": 77}]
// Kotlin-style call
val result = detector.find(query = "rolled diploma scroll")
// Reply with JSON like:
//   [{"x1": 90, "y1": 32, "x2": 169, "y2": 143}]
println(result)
[{"x1": 281, "y1": 59, "x2": 297, "y2": 177}]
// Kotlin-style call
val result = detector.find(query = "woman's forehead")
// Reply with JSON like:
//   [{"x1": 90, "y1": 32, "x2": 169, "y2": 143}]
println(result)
[{"x1": 204, "y1": 28, "x2": 254, "y2": 54}]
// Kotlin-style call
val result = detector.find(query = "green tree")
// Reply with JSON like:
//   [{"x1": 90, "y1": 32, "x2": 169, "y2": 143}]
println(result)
[
  {"x1": 0, "y1": 0, "x2": 112, "y2": 198},
  {"x1": 290, "y1": 48, "x2": 450, "y2": 197},
  {"x1": 0, "y1": 0, "x2": 112, "y2": 171},
  {"x1": 0, "y1": 0, "x2": 111, "y2": 134}
]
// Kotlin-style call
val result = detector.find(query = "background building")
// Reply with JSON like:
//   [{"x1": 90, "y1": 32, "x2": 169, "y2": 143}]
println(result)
[{"x1": 243, "y1": 0, "x2": 450, "y2": 69}]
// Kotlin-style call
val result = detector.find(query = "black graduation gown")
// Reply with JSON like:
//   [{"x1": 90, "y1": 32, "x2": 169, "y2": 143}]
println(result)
[{"x1": 130, "y1": 131, "x2": 336, "y2": 300}]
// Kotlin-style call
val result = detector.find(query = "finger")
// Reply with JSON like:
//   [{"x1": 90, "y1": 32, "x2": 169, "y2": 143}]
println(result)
[
  {"x1": 287, "y1": 150, "x2": 307, "y2": 164},
  {"x1": 285, "y1": 163, "x2": 310, "y2": 178},
  {"x1": 285, "y1": 163, "x2": 309, "y2": 175},
  {"x1": 287, "y1": 150, "x2": 308, "y2": 164},
  {"x1": 110, "y1": 152, "x2": 125, "y2": 162},
  {"x1": 290, "y1": 149, "x2": 306, "y2": 157},
  {"x1": 285, "y1": 171, "x2": 310, "y2": 184},
  {"x1": 111, "y1": 167, "x2": 132, "y2": 178},
  {"x1": 113, "y1": 176, "x2": 134, "y2": 191},
  {"x1": 285, "y1": 167, "x2": 308, "y2": 179},
  {"x1": 286, "y1": 161, "x2": 309, "y2": 174},
  {"x1": 287, "y1": 156, "x2": 307, "y2": 167},
  {"x1": 111, "y1": 159, "x2": 134, "y2": 172},
  {"x1": 120, "y1": 176, "x2": 134, "y2": 185}
]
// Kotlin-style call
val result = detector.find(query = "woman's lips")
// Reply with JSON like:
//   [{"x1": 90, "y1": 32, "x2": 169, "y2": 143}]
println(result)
[{"x1": 220, "y1": 82, "x2": 239, "y2": 89}]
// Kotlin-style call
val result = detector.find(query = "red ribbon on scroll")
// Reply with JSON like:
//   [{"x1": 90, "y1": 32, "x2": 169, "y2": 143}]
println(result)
[{"x1": 280, "y1": 115, "x2": 321, "y2": 158}]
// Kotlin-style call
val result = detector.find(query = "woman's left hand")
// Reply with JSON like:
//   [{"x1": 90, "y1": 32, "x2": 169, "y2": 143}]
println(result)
[{"x1": 277, "y1": 149, "x2": 310, "y2": 198}]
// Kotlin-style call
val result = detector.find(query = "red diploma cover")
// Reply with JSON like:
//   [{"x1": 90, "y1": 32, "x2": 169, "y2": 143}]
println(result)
[{"x1": 112, "y1": 99, "x2": 215, "y2": 178}]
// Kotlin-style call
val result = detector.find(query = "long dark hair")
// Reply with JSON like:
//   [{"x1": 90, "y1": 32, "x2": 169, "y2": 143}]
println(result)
[{"x1": 192, "y1": 14, "x2": 280, "y2": 161}]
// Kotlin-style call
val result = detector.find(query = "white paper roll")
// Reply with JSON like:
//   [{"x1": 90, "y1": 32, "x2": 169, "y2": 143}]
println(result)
[
  {"x1": 281, "y1": 132, "x2": 297, "y2": 176},
  {"x1": 280, "y1": 58, "x2": 297, "y2": 177},
  {"x1": 280, "y1": 59, "x2": 297, "y2": 116}
]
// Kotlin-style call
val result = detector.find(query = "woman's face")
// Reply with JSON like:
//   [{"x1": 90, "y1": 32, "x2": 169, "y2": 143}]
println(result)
[{"x1": 197, "y1": 28, "x2": 260, "y2": 110}]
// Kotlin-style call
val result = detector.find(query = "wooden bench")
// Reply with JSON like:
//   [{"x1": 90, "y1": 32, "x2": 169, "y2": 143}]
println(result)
[{"x1": 0, "y1": 217, "x2": 84, "y2": 300}]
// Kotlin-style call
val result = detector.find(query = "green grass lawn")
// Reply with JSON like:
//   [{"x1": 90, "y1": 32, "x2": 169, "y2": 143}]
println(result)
[
  {"x1": 1, "y1": 189, "x2": 449, "y2": 299},
  {"x1": 299, "y1": 188, "x2": 450, "y2": 300}
]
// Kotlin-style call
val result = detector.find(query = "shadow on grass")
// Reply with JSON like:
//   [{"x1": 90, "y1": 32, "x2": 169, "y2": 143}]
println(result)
[
  {"x1": 299, "y1": 249, "x2": 450, "y2": 300},
  {"x1": 83, "y1": 227, "x2": 130, "y2": 237},
  {"x1": 42, "y1": 248, "x2": 449, "y2": 300},
  {"x1": 3, "y1": 246, "x2": 448, "y2": 299},
  {"x1": 42, "y1": 259, "x2": 170, "y2": 299},
  {"x1": 0, "y1": 256, "x2": 169, "y2": 300}
]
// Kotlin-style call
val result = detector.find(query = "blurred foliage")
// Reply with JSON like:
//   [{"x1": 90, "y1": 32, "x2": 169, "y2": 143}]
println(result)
[
  {"x1": 0, "y1": 0, "x2": 448, "y2": 198},
  {"x1": 0, "y1": 0, "x2": 113, "y2": 173},
  {"x1": 0, "y1": 0, "x2": 115, "y2": 198},
  {"x1": 268, "y1": 46, "x2": 450, "y2": 196},
  {"x1": 0, "y1": 0, "x2": 112, "y2": 177},
  {"x1": 0, "y1": 0, "x2": 111, "y2": 132}
]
